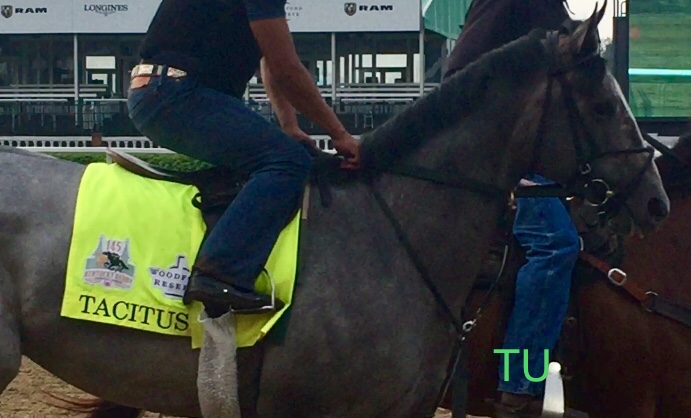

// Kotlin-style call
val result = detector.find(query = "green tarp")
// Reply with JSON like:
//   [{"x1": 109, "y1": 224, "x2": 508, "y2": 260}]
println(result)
[{"x1": 422, "y1": 0, "x2": 473, "y2": 40}]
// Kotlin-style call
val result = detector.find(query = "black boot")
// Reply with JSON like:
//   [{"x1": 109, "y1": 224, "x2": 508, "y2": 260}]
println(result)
[
  {"x1": 184, "y1": 272, "x2": 285, "y2": 316},
  {"x1": 493, "y1": 393, "x2": 543, "y2": 418}
]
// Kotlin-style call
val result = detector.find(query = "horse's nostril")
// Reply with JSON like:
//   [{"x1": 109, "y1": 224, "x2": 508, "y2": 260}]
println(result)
[{"x1": 648, "y1": 197, "x2": 669, "y2": 222}]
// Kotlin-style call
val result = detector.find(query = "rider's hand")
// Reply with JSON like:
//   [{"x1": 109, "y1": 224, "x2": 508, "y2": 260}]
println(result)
[{"x1": 331, "y1": 131, "x2": 360, "y2": 170}]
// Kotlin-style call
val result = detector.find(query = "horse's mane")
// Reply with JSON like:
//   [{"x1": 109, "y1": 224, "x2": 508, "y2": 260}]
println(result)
[
  {"x1": 656, "y1": 131, "x2": 691, "y2": 196},
  {"x1": 359, "y1": 28, "x2": 549, "y2": 170}
]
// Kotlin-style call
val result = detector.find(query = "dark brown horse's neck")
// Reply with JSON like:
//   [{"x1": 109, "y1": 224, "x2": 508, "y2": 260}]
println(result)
[{"x1": 372, "y1": 112, "x2": 536, "y2": 317}]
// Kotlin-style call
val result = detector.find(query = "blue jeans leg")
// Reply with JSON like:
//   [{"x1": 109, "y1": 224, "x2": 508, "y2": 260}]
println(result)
[
  {"x1": 498, "y1": 174, "x2": 580, "y2": 397},
  {"x1": 127, "y1": 77, "x2": 311, "y2": 290}
]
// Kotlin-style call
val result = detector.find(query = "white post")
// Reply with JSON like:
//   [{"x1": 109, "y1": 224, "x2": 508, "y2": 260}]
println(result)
[
  {"x1": 331, "y1": 32, "x2": 337, "y2": 104},
  {"x1": 541, "y1": 362, "x2": 565, "y2": 418}
]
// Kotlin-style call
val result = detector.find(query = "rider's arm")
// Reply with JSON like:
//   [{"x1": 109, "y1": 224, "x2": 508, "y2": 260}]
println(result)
[
  {"x1": 243, "y1": 0, "x2": 349, "y2": 140},
  {"x1": 260, "y1": 57, "x2": 300, "y2": 132}
]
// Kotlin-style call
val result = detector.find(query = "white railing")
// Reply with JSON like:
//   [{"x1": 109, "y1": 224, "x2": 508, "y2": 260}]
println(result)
[
  {"x1": 247, "y1": 83, "x2": 438, "y2": 103},
  {"x1": 0, "y1": 135, "x2": 338, "y2": 154},
  {"x1": 0, "y1": 84, "x2": 111, "y2": 102},
  {"x1": 0, "y1": 83, "x2": 439, "y2": 104}
]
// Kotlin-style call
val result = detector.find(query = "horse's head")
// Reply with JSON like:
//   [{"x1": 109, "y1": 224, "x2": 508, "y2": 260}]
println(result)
[{"x1": 527, "y1": 1, "x2": 669, "y2": 236}]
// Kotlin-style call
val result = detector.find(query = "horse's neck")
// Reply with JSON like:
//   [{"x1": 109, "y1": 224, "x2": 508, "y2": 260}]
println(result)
[{"x1": 373, "y1": 120, "x2": 534, "y2": 315}]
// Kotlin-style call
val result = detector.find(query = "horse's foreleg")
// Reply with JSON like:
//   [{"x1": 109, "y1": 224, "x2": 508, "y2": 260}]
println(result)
[{"x1": 0, "y1": 263, "x2": 21, "y2": 392}]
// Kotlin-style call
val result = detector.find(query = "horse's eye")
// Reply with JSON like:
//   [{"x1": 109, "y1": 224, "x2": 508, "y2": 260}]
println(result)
[{"x1": 593, "y1": 101, "x2": 615, "y2": 118}]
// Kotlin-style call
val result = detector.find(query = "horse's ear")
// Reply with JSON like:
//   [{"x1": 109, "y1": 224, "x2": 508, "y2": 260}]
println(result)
[
  {"x1": 568, "y1": 1, "x2": 606, "y2": 55},
  {"x1": 596, "y1": 0, "x2": 607, "y2": 25}
]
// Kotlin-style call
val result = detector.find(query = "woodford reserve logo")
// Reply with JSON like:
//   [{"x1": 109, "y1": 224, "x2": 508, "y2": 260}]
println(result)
[
  {"x1": 284, "y1": 1, "x2": 302, "y2": 21},
  {"x1": 148, "y1": 254, "x2": 190, "y2": 299},
  {"x1": 83, "y1": 235, "x2": 135, "y2": 290}
]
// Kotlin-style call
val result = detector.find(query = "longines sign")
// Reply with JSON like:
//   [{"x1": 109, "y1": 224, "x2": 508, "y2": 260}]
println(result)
[{"x1": 0, "y1": 0, "x2": 420, "y2": 34}]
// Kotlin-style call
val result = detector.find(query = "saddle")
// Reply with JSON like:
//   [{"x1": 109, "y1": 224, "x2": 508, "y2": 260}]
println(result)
[{"x1": 106, "y1": 145, "x2": 346, "y2": 232}]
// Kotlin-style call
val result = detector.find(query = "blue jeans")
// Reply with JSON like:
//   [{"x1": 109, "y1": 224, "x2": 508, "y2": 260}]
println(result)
[
  {"x1": 127, "y1": 75, "x2": 311, "y2": 290},
  {"x1": 498, "y1": 174, "x2": 580, "y2": 397}
]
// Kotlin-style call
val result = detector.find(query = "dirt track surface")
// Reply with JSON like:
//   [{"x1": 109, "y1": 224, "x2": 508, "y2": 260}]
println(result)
[{"x1": 0, "y1": 357, "x2": 472, "y2": 417}]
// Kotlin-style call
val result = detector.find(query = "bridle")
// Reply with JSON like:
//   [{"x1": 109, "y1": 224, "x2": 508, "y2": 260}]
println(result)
[
  {"x1": 362, "y1": 28, "x2": 664, "y2": 416},
  {"x1": 524, "y1": 29, "x2": 656, "y2": 224}
]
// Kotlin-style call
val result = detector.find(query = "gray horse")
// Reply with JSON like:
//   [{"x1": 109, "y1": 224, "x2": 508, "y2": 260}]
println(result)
[{"x1": 0, "y1": 10, "x2": 670, "y2": 418}]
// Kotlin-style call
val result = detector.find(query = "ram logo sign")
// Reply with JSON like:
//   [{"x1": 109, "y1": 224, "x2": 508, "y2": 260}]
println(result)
[
  {"x1": 344, "y1": 3, "x2": 394, "y2": 16},
  {"x1": 359, "y1": 4, "x2": 393, "y2": 11}
]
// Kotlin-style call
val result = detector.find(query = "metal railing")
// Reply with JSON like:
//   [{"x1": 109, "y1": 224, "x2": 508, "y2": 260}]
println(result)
[{"x1": 0, "y1": 97, "x2": 414, "y2": 137}]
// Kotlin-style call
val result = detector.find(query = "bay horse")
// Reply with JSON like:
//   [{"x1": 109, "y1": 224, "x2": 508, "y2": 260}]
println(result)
[
  {"x1": 438, "y1": 132, "x2": 691, "y2": 418},
  {"x1": 0, "y1": 11, "x2": 670, "y2": 418}
]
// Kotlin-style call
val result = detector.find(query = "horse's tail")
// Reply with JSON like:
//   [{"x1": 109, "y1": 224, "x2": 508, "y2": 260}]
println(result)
[{"x1": 42, "y1": 391, "x2": 143, "y2": 417}]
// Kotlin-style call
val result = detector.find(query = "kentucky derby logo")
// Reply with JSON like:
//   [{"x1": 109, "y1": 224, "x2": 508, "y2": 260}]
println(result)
[
  {"x1": 344, "y1": 2, "x2": 356, "y2": 16},
  {"x1": 1, "y1": 5, "x2": 13, "y2": 18},
  {"x1": 83, "y1": 235, "x2": 135, "y2": 290},
  {"x1": 149, "y1": 255, "x2": 190, "y2": 299}
]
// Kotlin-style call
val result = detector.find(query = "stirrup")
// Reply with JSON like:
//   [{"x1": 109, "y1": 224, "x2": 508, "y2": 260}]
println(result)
[{"x1": 229, "y1": 268, "x2": 280, "y2": 314}]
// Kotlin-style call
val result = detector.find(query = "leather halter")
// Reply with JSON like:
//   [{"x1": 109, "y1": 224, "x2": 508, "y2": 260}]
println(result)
[
  {"x1": 576, "y1": 139, "x2": 691, "y2": 329},
  {"x1": 579, "y1": 250, "x2": 691, "y2": 329}
]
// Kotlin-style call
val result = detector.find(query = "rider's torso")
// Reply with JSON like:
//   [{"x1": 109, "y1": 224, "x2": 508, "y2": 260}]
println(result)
[{"x1": 139, "y1": 0, "x2": 277, "y2": 98}]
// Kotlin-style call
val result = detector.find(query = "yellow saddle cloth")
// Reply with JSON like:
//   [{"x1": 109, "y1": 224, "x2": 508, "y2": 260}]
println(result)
[{"x1": 60, "y1": 162, "x2": 300, "y2": 349}]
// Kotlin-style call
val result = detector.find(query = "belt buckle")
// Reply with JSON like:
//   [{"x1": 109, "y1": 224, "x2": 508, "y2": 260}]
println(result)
[
  {"x1": 132, "y1": 64, "x2": 154, "y2": 78},
  {"x1": 167, "y1": 67, "x2": 187, "y2": 78}
]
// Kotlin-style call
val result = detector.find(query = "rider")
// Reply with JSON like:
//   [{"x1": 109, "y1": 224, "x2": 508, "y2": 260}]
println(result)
[
  {"x1": 443, "y1": 0, "x2": 580, "y2": 416},
  {"x1": 127, "y1": 0, "x2": 360, "y2": 317}
]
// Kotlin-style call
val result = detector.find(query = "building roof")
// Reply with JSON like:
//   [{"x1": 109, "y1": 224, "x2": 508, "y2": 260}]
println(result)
[{"x1": 423, "y1": 0, "x2": 472, "y2": 39}]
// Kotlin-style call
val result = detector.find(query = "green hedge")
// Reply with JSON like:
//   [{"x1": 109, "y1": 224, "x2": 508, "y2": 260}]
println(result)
[{"x1": 49, "y1": 152, "x2": 213, "y2": 171}]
